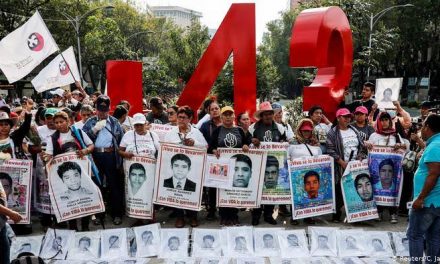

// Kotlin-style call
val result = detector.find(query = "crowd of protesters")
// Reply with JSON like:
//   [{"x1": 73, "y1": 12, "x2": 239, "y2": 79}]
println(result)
[{"x1": 0, "y1": 81, "x2": 439, "y2": 264}]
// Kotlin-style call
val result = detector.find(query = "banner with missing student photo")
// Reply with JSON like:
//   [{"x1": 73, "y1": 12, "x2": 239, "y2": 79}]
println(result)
[
  {"x1": 216, "y1": 148, "x2": 267, "y2": 208},
  {"x1": 289, "y1": 155, "x2": 335, "y2": 219},
  {"x1": 153, "y1": 143, "x2": 206, "y2": 211},
  {"x1": 257, "y1": 142, "x2": 291, "y2": 205},
  {"x1": 47, "y1": 153, "x2": 105, "y2": 222},
  {"x1": 342, "y1": 160, "x2": 378, "y2": 223},
  {"x1": 368, "y1": 147, "x2": 404, "y2": 206},
  {"x1": 0, "y1": 159, "x2": 33, "y2": 224},
  {"x1": 124, "y1": 156, "x2": 156, "y2": 219}
]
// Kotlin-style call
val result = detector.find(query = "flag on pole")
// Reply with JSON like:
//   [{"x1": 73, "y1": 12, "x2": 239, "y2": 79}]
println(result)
[
  {"x1": 0, "y1": 11, "x2": 58, "y2": 83},
  {"x1": 31, "y1": 47, "x2": 80, "y2": 93}
]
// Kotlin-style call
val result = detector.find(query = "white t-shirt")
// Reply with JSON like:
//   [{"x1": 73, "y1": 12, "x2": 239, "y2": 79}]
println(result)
[
  {"x1": 74, "y1": 120, "x2": 85, "y2": 130},
  {"x1": 46, "y1": 130, "x2": 93, "y2": 155},
  {"x1": 340, "y1": 128, "x2": 359, "y2": 161},
  {"x1": 120, "y1": 130, "x2": 160, "y2": 158},
  {"x1": 288, "y1": 143, "x2": 322, "y2": 160},
  {"x1": 368, "y1": 133, "x2": 409, "y2": 150}
]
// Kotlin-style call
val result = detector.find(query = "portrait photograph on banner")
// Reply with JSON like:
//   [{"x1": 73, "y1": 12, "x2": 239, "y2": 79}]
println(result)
[
  {"x1": 257, "y1": 142, "x2": 291, "y2": 205},
  {"x1": 277, "y1": 229, "x2": 310, "y2": 258},
  {"x1": 309, "y1": 226, "x2": 338, "y2": 257},
  {"x1": 40, "y1": 228, "x2": 75, "y2": 260},
  {"x1": 33, "y1": 157, "x2": 52, "y2": 214},
  {"x1": 9, "y1": 235, "x2": 43, "y2": 260},
  {"x1": 375, "y1": 78, "x2": 403, "y2": 109},
  {"x1": 66, "y1": 231, "x2": 100, "y2": 260},
  {"x1": 47, "y1": 153, "x2": 105, "y2": 222},
  {"x1": 216, "y1": 148, "x2": 267, "y2": 208},
  {"x1": 100, "y1": 228, "x2": 129, "y2": 260},
  {"x1": 368, "y1": 146, "x2": 404, "y2": 206},
  {"x1": 203, "y1": 155, "x2": 235, "y2": 189},
  {"x1": 392, "y1": 232, "x2": 409, "y2": 257},
  {"x1": 134, "y1": 223, "x2": 161, "y2": 258},
  {"x1": 364, "y1": 231, "x2": 394, "y2": 257},
  {"x1": 153, "y1": 143, "x2": 206, "y2": 211},
  {"x1": 124, "y1": 156, "x2": 156, "y2": 219},
  {"x1": 336, "y1": 229, "x2": 367, "y2": 257},
  {"x1": 225, "y1": 226, "x2": 254, "y2": 257},
  {"x1": 289, "y1": 155, "x2": 335, "y2": 219},
  {"x1": 159, "y1": 228, "x2": 190, "y2": 258},
  {"x1": 0, "y1": 159, "x2": 33, "y2": 224},
  {"x1": 341, "y1": 160, "x2": 378, "y2": 223},
  {"x1": 192, "y1": 228, "x2": 223, "y2": 257},
  {"x1": 253, "y1": 227, "x2": 283, "y2": 257}
]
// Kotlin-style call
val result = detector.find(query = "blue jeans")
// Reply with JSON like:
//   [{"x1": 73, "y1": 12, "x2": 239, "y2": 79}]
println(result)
[
  {"x1": 407, "y1": 206, "x2": 440, "y2": 263},
  {"x1": 0, "y1": 225, "x2": 10, "y2": 264}
]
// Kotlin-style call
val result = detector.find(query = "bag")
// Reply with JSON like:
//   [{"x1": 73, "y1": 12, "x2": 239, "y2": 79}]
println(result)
[{"x1": 402, "y1": 150, "x2": 417, "y2": 172}]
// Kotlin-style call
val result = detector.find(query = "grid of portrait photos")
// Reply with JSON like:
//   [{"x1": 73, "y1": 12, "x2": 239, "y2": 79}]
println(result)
[{"x1": 11, "y1": 224, "x2": 409, "y2": 263}]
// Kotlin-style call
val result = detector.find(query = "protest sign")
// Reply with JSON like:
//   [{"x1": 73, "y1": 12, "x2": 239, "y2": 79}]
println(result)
[
  {"x1": 341, "y1": 160, "x2": 378, "y2": 222},
  {"x1": 257, "y1": 142, "x2": 291, "y2": 205},
  {"x1": 277, "y1": 229, "x2": 310, "y2": 258},
  {"x1": 47, "y1": 153, "x2": 105, "y2": 222},
  {"x1": 192, "y1": 228, "x2": 223, "y2": 257},
  {"x1": 67, "y1": 231, "x2": 100, "y2": 260},
  {"x1": 368, "y1": 146, "x2": 404, "y2": 206},
  {"x1": 100, "y1": 228, "x2": 129, "y2": 260},
  {"x1": 289, "y1": 155, "x2": 335, "y2": 219},
  {"x1": 309, "y1": 227, "x2": 338, "y2": 257},
  {"x1": 392, "y1": 232, "x2": 409, "y2": 257},
  {"x1": 0, "y1": 159, "x2": 33, "y2": 224},
  {"x1": 160, "y1": 228, "x2": 190, "y2": 258},
  {"x1": 253, "y1": 227, "x2": 283, "y2": 257},
  {"x1": 153, "y1": 143, "x2": 206, "y2": 210},
  {"x1": 134, "y1": 223, "x2": 161, "y2": 258},
  {"x1": 216, "y1": 148, "x2": 266, "y2": 208},
  {"x1": 336, "y1": 229, "x2": 367, "y2": 257},
  {"x1": 203, "y1": 155, "x2": 235, "y2": 189},
  {"x1": 225, "y1": 226, "x2": 254, "y2": 257},
  {"x1": 376, "y1": 78, "x2": 402, "y2": 109},
  {"x1": 150, "y1": 123, "x2": 174, "y2": 142},
  {"x1": 34, "y1": 157, "x2": 52, "y2": 214},
  {"x1": 365, "y1": 231, "x2": 394, "y2": 257},
  {"x1": 10, "y1": 235, "x2": 43, "y2": 260},
  {"x1": 40, "y1": 228, "x2": 75, "y2": 260},
  {"x1": 124, "y1": 156, "x2": 156, "y2": 219}
]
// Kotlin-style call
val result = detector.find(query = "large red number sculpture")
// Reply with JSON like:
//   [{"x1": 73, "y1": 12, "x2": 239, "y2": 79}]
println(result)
[
  {"x1": 290, "y1": 7, "x2": 353, "y2": 118},
  {"x1": 176, "y1": 4, "x2": 256, "y2": 119}
]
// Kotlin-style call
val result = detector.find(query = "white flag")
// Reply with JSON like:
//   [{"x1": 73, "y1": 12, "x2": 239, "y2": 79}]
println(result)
[
  {"x1": 0, "y1": 11, "x2": 58, "y2": 83},
  {"x1": 31, "y1": 46, "x2": 80, "y2": 93}
]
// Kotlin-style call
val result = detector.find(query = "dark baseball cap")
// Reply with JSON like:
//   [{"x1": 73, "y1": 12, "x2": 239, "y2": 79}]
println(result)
[{"x1": 96, "y1": 95, "x2": 110, "y2": 112}]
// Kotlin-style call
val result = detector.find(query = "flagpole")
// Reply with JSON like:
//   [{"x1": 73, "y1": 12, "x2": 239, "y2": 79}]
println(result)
[{"x1": 57, "y1": 49, "x2": 88, "y2": 97}]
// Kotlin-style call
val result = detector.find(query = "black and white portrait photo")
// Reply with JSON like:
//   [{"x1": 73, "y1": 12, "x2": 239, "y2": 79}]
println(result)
[
  {"x1": 253, "y1": 228, "x2": 282, "y2": 257},
  {"x1": 154, "y1": 144, "x2": 206, "y2": 211},
  {"x1": 9, "y1": 235, "x2": 43, "y2": 260},
  {"x1": 278, "y1": 230, "x2": 309, "y2": 258},
  {"x1": 40, "y1": 228, "x2": 75, "y2": 260},
  {"x1": 100, "y1": 228, "x2": 128, "y2": 260},
  {"x1": 192, "y1": 228, "x2": 222, "y2": 257},
  {"x1": 375, "y1": 78, "x2": 402, "y2": 109},
  {"x1": 392, "y1": 232, "x2": 409, "y2": 257},
  {"x1": 67, "y1": 231, "x2": 100, "y2": 260},
  {"x1": 226, "y1": 226, "x2": 254, "y2": 257},
  {"x1": 309, "y1": 227, "x2": 338, "y2": 257},
  {"x1": 336, "y1": 229, "x2": 366, "y2": 257},
  {"x1": 160, "y1": 228, "x2": 189, "y2": 258},
  {"x1": 366, "y1": 231, "x2": 393, "y2": 257},
  {"x1": 134, "y1": 223, "x2": 160, "y2": 258}
]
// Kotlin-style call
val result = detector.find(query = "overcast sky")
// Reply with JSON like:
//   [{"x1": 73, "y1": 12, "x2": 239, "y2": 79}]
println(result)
[{"x1": 147, "y1": 0, "x2": 290, "y2": 45}]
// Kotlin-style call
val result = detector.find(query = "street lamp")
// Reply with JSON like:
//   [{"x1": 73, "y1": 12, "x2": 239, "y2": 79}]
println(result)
[
  {"x1": 58, "y1": 5, "x2": 114, "y2": 84},
  {"x1": 124, "y1": 30, "x2": 155, "y2": 59},
  {"x1": 367, "y1": 4, "x2": 414, "y2": 78}
]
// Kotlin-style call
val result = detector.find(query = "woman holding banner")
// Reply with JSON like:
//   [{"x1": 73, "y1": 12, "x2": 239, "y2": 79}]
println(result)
[
  {"x1": 44, "y1": 111, "x2": 94, "y2": 231},
  {"x1": 288, "y1": 118, "x2": 322, "y2": 225},
  {"x1": 164, "y1": 106, "x2": 208, "y2": 228},
  {"x1": 365, "y1": 111, "x2": 409, "y2": 224},
  {"x1": 208, "y1": 106, "x2": 251, "y2": 226}
]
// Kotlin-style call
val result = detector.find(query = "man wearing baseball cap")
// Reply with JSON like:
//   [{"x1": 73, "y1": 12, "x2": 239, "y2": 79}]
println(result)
[
  {"x1": 326, "y1": 108, "x2": 367, "y2": 222},
  {"x1": 352, "y1": 106, "x2": 374, "y2": 141}
]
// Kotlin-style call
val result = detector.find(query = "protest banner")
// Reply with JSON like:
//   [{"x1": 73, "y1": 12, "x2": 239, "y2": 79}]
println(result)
[
  {"x1": 134, "y1": 223, "x2": 161, "y2": 258},
  {"x1": 153, "y1": 143, "x2": 206, "y2": 211},
  {"x1": 341, "y1": 160, "x2": 378, "y2": 223},
  {"x1": 216, "y1": 148, "x2": 267, "y2": 208},
  {"x1": 192, "y1": 228, "x2": 223, "y2": 257},
  {"x1": 47, "y1": 153, "x2": 105, "y2": 222},
  {"x1": 309, "y1": 227, "x2": 338, "y2": 257},
  {"x1": 203, "y1": 155, "x2": 235, "y2": 189},
  {"x1": 257, "y1": 142, "x2": 291, "y2": 204},
  {"x1": 253, "y1": 227, "x2": 283, "y2": 257},
  {"x1": 0, "y1": 159, "x2": 33, "y2": 224},
  {"x1": 10, "y1": 235, "x2": 43, "y2": 260},
  {"x1": 364, "y1": 231, "x2": 394, "y2": 257},
  {"x1": 289, "y1": 155, "x2": 335, "y2": 219},
  {"x1": 375, "y1": 78, "x2": 403, "y2": 109},
  {"x1": 336, "y1": 229, "x2": 367, "y2": 257},
  {"x1": 150, "y1": 123, "x2": 174, "y2": 142},
  {"x1": 225, "y1": 226, "x2": 255, "y2": 257},
  {"x1": 368, "y1": 146, "x2": 404, "y2": 206},
  {"x1": 67, "y1": 231, "x2": 100, "y2": 260},
  {"x1": 277, "y1": 229, "x2": 310, "y2": 258},
  {"x1": 100, "y1": 228, "x2": 129, "y2": 260},
  {"x1": 40, "y1": 228, "x2": 75, "y2": 260},
  {"x1": 33, "y1": 157, "x2": 52, "y2": 214},
  {"x1": 124, "y1": 156, "x2": 156, "y2": 219},
  {"x1": 160, "y1": 228, "x2": 190, "y2": 258}
]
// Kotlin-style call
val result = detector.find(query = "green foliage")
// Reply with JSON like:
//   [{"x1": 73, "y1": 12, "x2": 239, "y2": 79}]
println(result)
[{"x1": 284, "y1": 97, "x2": 305, "y2": 130}]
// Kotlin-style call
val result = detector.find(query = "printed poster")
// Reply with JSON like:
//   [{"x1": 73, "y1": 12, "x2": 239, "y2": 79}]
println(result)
[
  {"x1": 0, "y1": 159, "x2": 33, "y2": 224},
  {"x1": 376, "y1": 78, "x2": 402, "y2": 109},
  {"x1": 203, "y1": 155, "x2": 235, "y2": 189},
  {"x1": 34, "y1": 156, "x2": 52, "y2": 214},
  {"x1": 216, "y1": 148, "x2": 267, "y2": 208},
  {"x1": 150, "y1": 123, "x2": 174, "y2": 142},
  {"x1": 289, "y1": 155, "x2": 335, "y2": 219}
]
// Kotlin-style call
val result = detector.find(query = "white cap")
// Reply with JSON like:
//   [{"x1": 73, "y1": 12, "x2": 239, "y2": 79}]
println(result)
[
  {"x1": 132, "y1": 113, "x2": 148, "y2": 125},
  {"x1": 50, "y1": 88, "x2": 65, "y2": 97}
]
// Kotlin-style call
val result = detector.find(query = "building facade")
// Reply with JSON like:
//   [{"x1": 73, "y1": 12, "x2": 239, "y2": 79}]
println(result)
[{"x1": 150, "y1": 6, "x2": 202, "y2": 28}]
